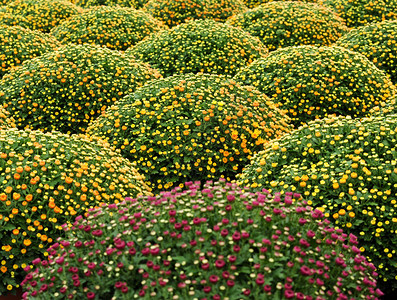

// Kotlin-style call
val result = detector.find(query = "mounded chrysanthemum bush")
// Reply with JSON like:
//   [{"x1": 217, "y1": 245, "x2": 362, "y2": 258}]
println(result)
[
  {"x1": 227, "y1": 1, "x2": 348, "y2": 51},
  {"x1": 72, "y1": 0, "x2": 137, "y2": 7},
  {"x1": 234, "y1": 45, "x2": 396, "y2": 126},
  {"x1": 243, "y1": 0, "x2": 319, "y2": 9},
  {"x1": 50, "y1": 6, "x2": 165, "y2": 51},
  {"x1": 0, "y1": 43, "x2": 162, "y2": 134},
  {"x1": 336, "y1": 20, "x2": 397, "y2": 84},
  {"x1": 87, "y1": 74, "x2": 291, "y2": 192},
  {"x1": 127, "y1": 19, "x2": 267, "y2": 77},
  {"x1": 320, "y1": 0, "x2": 397, "y2": 28},
  {"x1": 0, "y1": 11, "x2": 29, "y2": 28},
  {"x1": 3, "y1": 0, "x2": 80, "y2": 33},
  {"x1": 0, "y1": 128, "x2": 151, "y2": 295},
  {"x1": 143, "y1": 0, "x2": 247, "y2": 27},
  {"x1": 21, "y1": 180, "x2": 383, "y2": 299},
  {"x1": 0, "y1": 25, "x2": 60, "y2": 78},
  {"x1": 238, "y1": 115, "x2": 397, "y2": 291}
]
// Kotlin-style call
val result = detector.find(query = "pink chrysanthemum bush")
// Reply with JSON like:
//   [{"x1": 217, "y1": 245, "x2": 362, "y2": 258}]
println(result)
[{"x1": 21, "y1": 180, "x2": 383, "y2": 299}]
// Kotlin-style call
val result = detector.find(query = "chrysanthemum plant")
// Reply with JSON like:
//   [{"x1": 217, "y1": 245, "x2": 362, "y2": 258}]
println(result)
[{"x1": 22, "y1": 180, "x2": 383, "y2": 299}]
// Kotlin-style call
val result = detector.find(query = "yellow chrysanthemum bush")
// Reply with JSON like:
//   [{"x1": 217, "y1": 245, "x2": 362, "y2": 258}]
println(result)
[
  {"x1": 72, "y1": 0, "x2": 137, "y2": 7},
  {"x1": 50, "y1": 6, "x2": 165, "y2": 51},
  {"x1": 87, "y1": 73, "x2": 291, "y2": 192},
  {"x1": 227, "y1": 1, "x2": 348, "y2": 51},
  {"x1": 0, "y1": 128, "x2": 151, "y2": 295},
  {"x1": 0, "y1": 43, "x2": 162, "y2": 135},
  {"x1": 238, "y1": 115, "x2": 397, "y2": 292},
  {"x1": 242, "y1": 0, "x2": 319, "y2": 9},
  {"x1": 0, "y1": 25, "x2": 60, "y2": 78},
  {"x1": 127, "y1": 19, "x2": 267, "y2": 77},
  {"x1": 0, "y1": 11, "x2": 29, "y2": 28},
  {"x1": 3, "y1": 0, "x2": 80, "y2": 33},
  {"x1": 0, "y1": 104, "x2": 15, "y2": 129},
  {"x1": 320, "y1": 0, "x2": 397, "y2": 28},
  {"x1": 20, "y1": 179, "x2": 384, "y2": 299},
  {"x1": 143, "y1": 0, "x2": 247, "y2": 27},
  {"x1": 234, "y1": 45, "x2": 396, "y2": 126},
  {"x1": 336, "y1": 20, "x2": 397, "y2": 84}
]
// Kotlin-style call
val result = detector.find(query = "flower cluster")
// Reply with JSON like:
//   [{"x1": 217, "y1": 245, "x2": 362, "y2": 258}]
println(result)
[
  {"x1": 0, "y1": 11, "x2": 29, "y2": 28},
  {"x1": 2, "y1": 0, "x2": 80, "y2": 33},
  {"x1": 21, "y1": 179, "x2": 383, "y2": 299},
  {"x1": 51, "y1": 6, "x2": 165, "y2": 51},
  {"x1": 143, "y1": 0, "x2": 247, "y2": 27},
  {"x1": 0, "y1": 128, "x2": 151, "y2": 295},
  {"x1": 234, "y1": 45, "x2": 396, "y2": 126},
  {"x1": 243, "y1": 0, "x2": 319, "y2": 9},
  {"x1": 0, "y1": 104, "x2": 15, "y2": 129},
  {"x1": 227, "y1": 1, "x2": 348, "y2": 51},
  {"x1": 0, "y1": 43, "x2": 162, "y2": 134},
  {"x1": 87, "y1": 73, "x2": 291, "y2": 192},
  {"x1": 72, "y1": 0, "x2": 137, "y2": 7},
  {"x1": 127, "y1": 19, "x2": 267, "y2": 77},
  {"x1": 336, "y1": 20, "x2": 397, "y2": 84},
  {"x1": 238, "y1": 114, "x2": 397, "y2": 291},
  {"x1": 0, "y1": 25, "x2": 60, "y2": 78},
  {"x1": 321, "y1": 0, "x2": 397, "y2": 28}
]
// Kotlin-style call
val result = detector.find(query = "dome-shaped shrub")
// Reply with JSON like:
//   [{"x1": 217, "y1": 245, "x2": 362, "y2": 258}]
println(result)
[
  {"x1": 243, "y1": 0, "x2": 319, "y2": 9},
  {"x1": 72, "y1": 0, "x2": 137, "y2": 7},
  {"x1": 238, "y1": 114, "x2": 397, "y2": 291},
  {"x1": 21, "y1": 180, "x2": 383, "y2": 299},
  {"x1": 321, "y1": 0, "x2": 397, "y2": 28},
  {"x1": 3, "y1": 0, "x2": 80, "y2": 33},
  {"x1": 0, "y1": 128, "x2": 151, "y2": 295},
  {"x1": 336, "y1": 20, "x2": 397, "y2": 84},
  {"x1": 0, "y1": 25, "x2": 60, "y2": 78},
  {"x1": 234, "y1": 45, "x2": 396, "y2": 126},
  {"x1": 50, "y1": 6, "x2": 165, "y2": 51},
  {"x1": 0, "y1": 11, "x2": 29, "y2": 28},
  {"x1": 0, "y1": 43, "x2": 162, "y2": 134},
  {"x1": 127, "y1": 19, "x2": 267, "y2": 77},
  {"x1": 87, "y1": 74, "x2": 291, "y2": 192},
  {"x1": 143, "y1": 0, "x2": 247, "y2": 27},
  {"x1": 227, "y1": 1, "x2": 348, "y2": 51}
]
